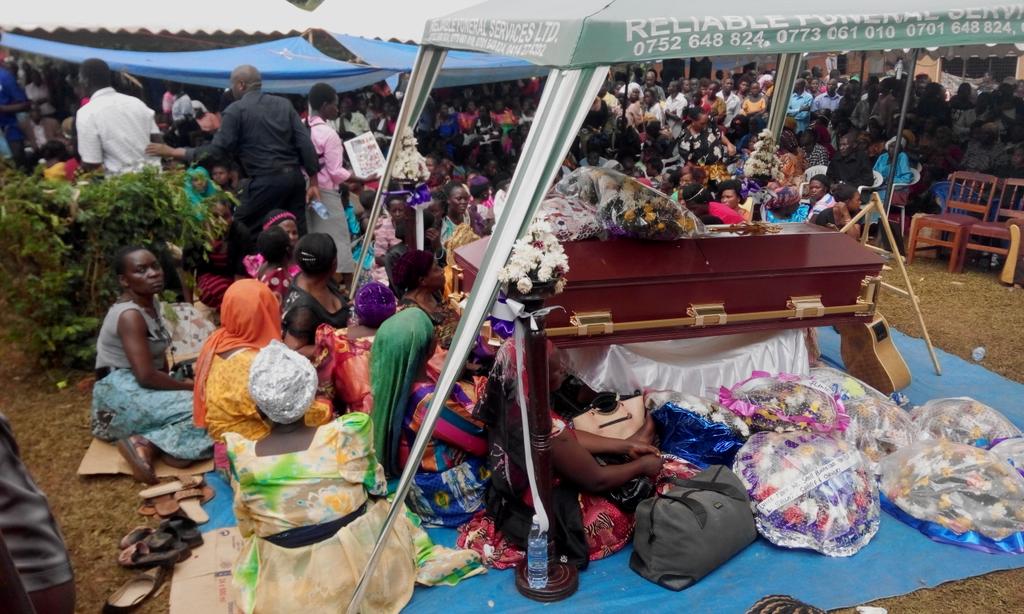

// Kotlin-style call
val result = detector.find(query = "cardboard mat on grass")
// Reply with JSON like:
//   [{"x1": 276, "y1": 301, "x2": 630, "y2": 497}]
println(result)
[
  {"x1": 78, "y1": 438, "x2": 213, "y2": 477},
  {"x1": 169, "y1": 527, "x2": 242, "y2": 614}
]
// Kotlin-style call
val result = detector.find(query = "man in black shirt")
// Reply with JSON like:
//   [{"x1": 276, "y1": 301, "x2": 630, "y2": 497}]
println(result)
[
  {"x1": 826, "y1": 134, "x2": 874, "y2": 193},
  {"x1": 149, "y1": 65, "x2": 320, "y2": 234}
]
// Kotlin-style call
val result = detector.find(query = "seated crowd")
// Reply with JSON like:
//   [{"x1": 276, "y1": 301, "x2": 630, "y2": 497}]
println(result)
[{"x1": 4, "y1": 51, "x2": 1024, "y2": 610}]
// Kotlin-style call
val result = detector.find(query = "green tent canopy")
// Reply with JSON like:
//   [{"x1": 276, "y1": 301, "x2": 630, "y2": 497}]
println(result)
[{"x1": 423, "y1": 0, "x2": 1024, "y2": 67}]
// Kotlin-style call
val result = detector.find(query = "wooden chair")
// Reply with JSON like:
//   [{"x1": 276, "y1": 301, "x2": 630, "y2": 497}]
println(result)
[
  {"x1": 956, "y1": 178, "x2": 1024, "y2": 273},
  {"x1": 906, "y1": 172, "x2": 998, "y2": 272}
]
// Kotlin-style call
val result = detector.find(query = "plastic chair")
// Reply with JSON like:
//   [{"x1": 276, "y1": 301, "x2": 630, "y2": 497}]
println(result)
[
  {"x1": 957, "y1": 178, "x2": 1024, "y2": 274},
  {"x1": 857, "y1": 171, "x2": 885, "y2": 200},
  {"x1": 797, "y1": 165, "x2": 830, "y2": 199},
  {"x1": 906, "y1": 172, "x2": 998, "y2": 272},
  {"x1": 888, "y1": 166, "x2": 921, "y2": 232}
]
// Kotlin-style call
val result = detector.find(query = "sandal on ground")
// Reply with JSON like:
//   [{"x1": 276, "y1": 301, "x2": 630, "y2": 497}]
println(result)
[
  {"x1": 118, "y1": 527, "x2": 155, "y2": 550},
  {"x1": 159, "y1": 516, "x2": 204, "y2": 549},
  {"x1": 102, "y1": 566, "x2": 169, "y2": 613},
  {"x1": 117, "y1": 436, "x2": 158, "y2": 485},
  {"x1": 174, "y1": 486, "x2": 215, "y2": 525},
  {"x1": 117, "y1": 535, "x2": 188, "y2": 570},
  {"x1": 138, "y1": 475, "x2": 204, "y2": 500}
]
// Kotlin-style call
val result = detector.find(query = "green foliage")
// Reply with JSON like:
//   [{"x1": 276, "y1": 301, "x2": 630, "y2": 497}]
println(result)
[{"x1": 0, "y1": 165, "x2": 216, "y2": 368}]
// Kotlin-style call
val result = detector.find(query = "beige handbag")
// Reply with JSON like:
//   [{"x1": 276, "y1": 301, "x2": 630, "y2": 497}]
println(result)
[{"x1": 573, "y1": 393, "x2": 646, "y2": 440}]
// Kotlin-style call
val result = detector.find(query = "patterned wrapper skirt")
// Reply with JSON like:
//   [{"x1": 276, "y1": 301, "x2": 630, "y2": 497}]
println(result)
[{"x1": 91, "y1": 369, "x2": 213, "y2": 460}]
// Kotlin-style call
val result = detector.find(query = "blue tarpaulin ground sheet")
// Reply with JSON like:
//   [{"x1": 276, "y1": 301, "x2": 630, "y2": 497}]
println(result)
[{"x1": 203, "y1": 326, "x2": 1024, "y2": 613}]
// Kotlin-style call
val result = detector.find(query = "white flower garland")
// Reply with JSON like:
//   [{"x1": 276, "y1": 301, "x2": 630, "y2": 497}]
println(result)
[
  {"x1": 391, "y1": 131, "x2": 430, "y2": 182},
  {"x1": 743, "y1": 129, "x2": 784, "y2": 182},
  {"x1": 498, "y1": 216, "x2": 570, "y2": 294}
]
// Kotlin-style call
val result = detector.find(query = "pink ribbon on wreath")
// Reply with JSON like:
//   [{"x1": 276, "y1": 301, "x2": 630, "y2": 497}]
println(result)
[{"x1": 719, "y1": 371, "x2": 850, "y2": 432}]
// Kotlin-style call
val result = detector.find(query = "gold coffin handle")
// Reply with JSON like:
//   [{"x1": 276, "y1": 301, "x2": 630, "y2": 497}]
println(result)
[
  {"x1": 448, "y1": 264, "x2": 465, "y2": 303},
  {"x1": 788, "y1": 295, "x2": 825, "y2": 319},
  {"x1": 687, "y1": 303, "x2": 728, "y2": 327},
  {"x1": 570, "y1": 310, "x2": 614, "y2": 336}
]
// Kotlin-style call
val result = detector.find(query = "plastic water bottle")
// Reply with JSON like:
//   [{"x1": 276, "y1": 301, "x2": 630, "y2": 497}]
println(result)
[
  {"x1": 526, "y1": 515, "x2": 548, "y2": 589},
  {"x1": 972, "y1": 346, "x2": 986, "y2": 362},
  {"x1": 310, "y1": 199, "x2": 329, "y2": 220}
]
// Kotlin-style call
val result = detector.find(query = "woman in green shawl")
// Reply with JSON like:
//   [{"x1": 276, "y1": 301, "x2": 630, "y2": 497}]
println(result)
[
  {"x1": 184, "y1": 166, "x2": 218, "y2": 208},
  {"x1": 370, "y1": 306, "x2": 489, "y2": 527}
]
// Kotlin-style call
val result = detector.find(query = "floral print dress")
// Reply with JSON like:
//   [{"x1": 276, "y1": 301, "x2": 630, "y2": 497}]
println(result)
[{"x1": 226, "y1": 413, "x2": 483, "y2": 614}]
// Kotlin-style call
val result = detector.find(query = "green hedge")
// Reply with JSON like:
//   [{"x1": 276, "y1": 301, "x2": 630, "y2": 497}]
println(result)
[{"x1": 0, "y1": 165, "x2": 216, "y2": 368}]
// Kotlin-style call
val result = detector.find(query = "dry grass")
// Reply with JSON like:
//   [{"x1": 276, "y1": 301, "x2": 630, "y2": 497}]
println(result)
[
  {"x1": 0, "y1": 338, "x2": 167, "y2": 613},
  {"x1": 0, "y1": 255, "x2": 1021, "y2": 613},
  {"x1": 877, "y1": 256, "x2": 1024, "y2": 382}
]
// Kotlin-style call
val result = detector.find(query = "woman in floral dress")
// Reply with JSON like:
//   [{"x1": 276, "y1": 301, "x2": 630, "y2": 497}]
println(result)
[{"x1": 226, "y1": 342, "x2": 482, "y2": 613}]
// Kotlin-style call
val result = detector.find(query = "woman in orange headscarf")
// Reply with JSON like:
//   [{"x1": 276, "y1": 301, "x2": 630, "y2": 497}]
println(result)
[{"x1": 193, "y1": 280, "x2": 283, "y2": 443}]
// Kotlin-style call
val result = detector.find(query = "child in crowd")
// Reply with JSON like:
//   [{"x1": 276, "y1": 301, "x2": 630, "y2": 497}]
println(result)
[{"x1": 254, "y1": 226, "x2": 293, "y2": 305}]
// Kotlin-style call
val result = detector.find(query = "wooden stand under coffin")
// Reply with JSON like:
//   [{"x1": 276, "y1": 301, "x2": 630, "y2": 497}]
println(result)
[{"x1": 453, "y1": 224, "x2": 886, "y2": 348}]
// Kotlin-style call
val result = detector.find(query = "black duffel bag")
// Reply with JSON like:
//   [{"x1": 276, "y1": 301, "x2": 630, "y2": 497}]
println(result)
[{"x1": 630, "y1": 465, "x2": 757, "y2": 591}]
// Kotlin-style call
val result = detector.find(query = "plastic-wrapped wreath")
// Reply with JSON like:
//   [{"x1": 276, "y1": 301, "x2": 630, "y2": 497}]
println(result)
[
  {"x1": 733, "y1": 431, "x2": 880, "y2": 556},
  {"x1": 806, "y1": 366, "x2": 889, "y2": 404},
  {"x1": 719, "y1": 371, "x2": 848, "y2": 434},
  {"x1": 910, "y1": 397, "x2": 1021, "y2": 448},
  {"x1": 555, "y1": 167, "x2": 705, "y2": 240},
  {"x1": 879, "y1": 440, "x2": 1024, "y2": 551},
  {"x1": 841, "y1": 397, "x2": 918, "y2": 472},
  {"x1": 989, "y1": 437, "x2": 1024, "y2": 478}
]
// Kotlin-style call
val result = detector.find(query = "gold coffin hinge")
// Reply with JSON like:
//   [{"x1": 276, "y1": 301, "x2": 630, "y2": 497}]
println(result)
[
  {"x1": 687, "y1": 303, "x2": 728, "y2": 327},
  {"x1": 570, "y1": 310, "x2": 614, "y2": 336},
  {"x1": 787, "y1": 295, "x2": 825, "y2": 319}
]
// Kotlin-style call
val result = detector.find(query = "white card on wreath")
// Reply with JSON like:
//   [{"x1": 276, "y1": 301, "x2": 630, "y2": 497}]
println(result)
[{"x1": 344, "y1": 132, "x2": 386, "y2": 178}]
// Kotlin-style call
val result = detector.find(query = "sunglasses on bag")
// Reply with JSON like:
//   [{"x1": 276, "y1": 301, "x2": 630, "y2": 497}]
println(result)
[{"x1": 586, "y1": 391, "x2": 641, "y2": 414}]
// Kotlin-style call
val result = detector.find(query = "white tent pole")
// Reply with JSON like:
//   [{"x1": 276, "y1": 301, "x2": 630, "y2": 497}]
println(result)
[
  {"x1": 346, "y1": 64, "x2": 608, "y2": 614},
  {"x1": 349, "y1": 45, "x2": 447, "y2": 298},
  {"x1": 767, "y1": 53, "x2": 802, "y2": 140}
]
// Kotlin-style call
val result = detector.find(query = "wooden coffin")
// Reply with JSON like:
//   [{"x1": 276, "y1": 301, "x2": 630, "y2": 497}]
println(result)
[{"x1": 453, "y1": 224, "x2": 884, "y2": 348}]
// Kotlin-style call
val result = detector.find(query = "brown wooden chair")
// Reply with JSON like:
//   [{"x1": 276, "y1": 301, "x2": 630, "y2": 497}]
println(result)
[
  {"x1": 956, "y1": 178, "x2": 1024, "y2": 273},
  {"x1": 906, "y1": 172, "x2": 998, "y2": 272}
]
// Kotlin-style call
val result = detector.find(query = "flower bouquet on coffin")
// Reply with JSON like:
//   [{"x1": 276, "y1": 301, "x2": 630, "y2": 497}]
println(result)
[{"x1": 498, "y1": 216, "x2": 570, "y2": 297}]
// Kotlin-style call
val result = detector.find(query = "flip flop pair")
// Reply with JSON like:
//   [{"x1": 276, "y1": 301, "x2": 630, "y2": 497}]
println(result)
[{"x1": 137, "y1": 476, "x2": 214, "y2": 524}]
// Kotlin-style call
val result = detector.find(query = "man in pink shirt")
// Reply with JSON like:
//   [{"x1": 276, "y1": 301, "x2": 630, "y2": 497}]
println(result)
[{"x1": 307, "y1": 83, "x2": 377, "y2": 287}]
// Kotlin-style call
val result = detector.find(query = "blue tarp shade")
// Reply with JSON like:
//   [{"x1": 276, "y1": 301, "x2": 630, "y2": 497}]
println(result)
[
  {"x1": 0, "y1": 32, "x2": 397, "y2": 94},
  {"x1": 330, "y1": 33, "x2": 548, "y2": 88}
]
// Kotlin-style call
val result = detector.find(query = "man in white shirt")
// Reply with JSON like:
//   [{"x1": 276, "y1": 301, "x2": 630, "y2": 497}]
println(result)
[
  {"x1": 718, "y1": 80, "x2": 743, "y2": 126},
  {"x1": 662, "y1": 80, "x2": 688, "y2": 138},
  {"x1": 339, "y1": 95, "x2": 370, "y2": 135},
  {"x1": 75, "y1": 59, "x2": 161, "y2": 175},
  {"x1": 812, "y1": 79, "x2": 842, "y2": 114}
]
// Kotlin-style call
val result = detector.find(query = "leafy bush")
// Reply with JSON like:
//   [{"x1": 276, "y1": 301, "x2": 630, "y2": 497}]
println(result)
[{"x1": 0, "y1": 165, "x2": 215, "y2": 368}]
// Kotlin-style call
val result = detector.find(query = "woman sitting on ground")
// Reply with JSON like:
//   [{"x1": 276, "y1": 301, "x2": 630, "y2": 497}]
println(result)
[
  {"x1": 226, "y1": 341, "x2": 482, "y2": 614},
  {"x1": 92, "y1": 247, "x2": 213, "y2": 484},
  {"x1": 392, "y1": 250, "x2": 461, "y2": 349},
  {"x1": 189, "y1": 197, "x2": 252, "y2": 310},
  {"x1": 458, "y1": 341, "x2": 663, "y2": 568},
  {"x1": 282, "y1": 233, "x2": 351, "y2": 358},
  {"x1": 370, "y1": 304, "x2": 490, "y2": 527},
  {"x1": 814, "y1": 182, "x2": 863, "y2": 238},
  {"x1": 192, "y1": 280, "x2": 329, "y2": 443}
]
